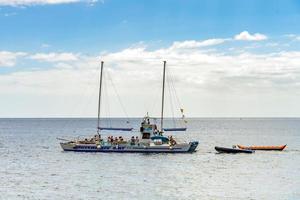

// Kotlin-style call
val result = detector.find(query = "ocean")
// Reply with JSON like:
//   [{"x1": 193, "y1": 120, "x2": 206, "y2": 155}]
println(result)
[{"x1": 0, "y1": 118, "x2": 299, "y2": 200}]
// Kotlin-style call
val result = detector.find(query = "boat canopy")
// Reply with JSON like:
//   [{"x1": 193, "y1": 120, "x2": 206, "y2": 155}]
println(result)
[{"x1": 150, "y1": 135, "x2": 169, "y2": 142}]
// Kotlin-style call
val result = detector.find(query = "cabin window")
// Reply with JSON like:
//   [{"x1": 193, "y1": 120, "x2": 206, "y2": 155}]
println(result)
[{"x1": 142, "y1": 133, "x2": 150, "y2": 139}]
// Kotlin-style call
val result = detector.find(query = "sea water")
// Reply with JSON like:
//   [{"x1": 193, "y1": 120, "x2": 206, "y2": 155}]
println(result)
[{"x1": 0, "y1": 118, "x2": 299, "y2": 200}]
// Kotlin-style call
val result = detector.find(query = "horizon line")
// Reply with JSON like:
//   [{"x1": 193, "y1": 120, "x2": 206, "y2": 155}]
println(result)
[{"x1": 1, "y1": 116, "x2": 300, "y2": 119}]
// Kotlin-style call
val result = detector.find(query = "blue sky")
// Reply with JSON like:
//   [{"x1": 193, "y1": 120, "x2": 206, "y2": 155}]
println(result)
[
  {"x1": 1, "y1": 0, "x2": 300, "y2": 53},
  {"x1": 1, "y1": 0, "x2": 300, "y2": 117}
]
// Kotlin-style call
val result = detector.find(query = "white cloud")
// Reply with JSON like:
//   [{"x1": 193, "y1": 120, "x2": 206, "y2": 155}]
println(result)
[
  {"x1": 0, "y1": 51, "x2": 26, "y2": 67},
  {"x1": 0, "y1": 0, "x2": 97, "y2": 6},
  {"x1": 1, "y1": 40, "x2": 300, "y2": 117},
  {"x1": 284, "y1": 34, "x2": 296, "y2": 38},
  {"x1": 3, "y1": 42, "x2": 300, "y2": 94},
  {"x1": 54, "y1": 62, "x2": 74, "y2": 69},
  {"x1": 283, "y1": 34, "x2": 300, "y2": 41},
  {"x1": 30, "y1": 52, "x2": 79, "y2": 62},
  {"x1": 234, "y1": 31, "x2": 267, "y2": 41},
  {"x1": 170, "y1": 39, "x2": 226, "y2": 50}
]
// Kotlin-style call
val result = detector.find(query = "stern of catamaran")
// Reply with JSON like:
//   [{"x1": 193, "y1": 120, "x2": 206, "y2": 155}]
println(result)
[{"x1": 188, "y1": 141, "x2": 199, "y2": 152}]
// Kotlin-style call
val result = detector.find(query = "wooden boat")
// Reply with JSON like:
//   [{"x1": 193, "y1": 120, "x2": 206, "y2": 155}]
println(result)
[
  {"x1": 215, "y1": 146, "x2": 254, "y2": 154},
  {"x1": 237, "y1": 144, "x2": 287, "y2": 151}
]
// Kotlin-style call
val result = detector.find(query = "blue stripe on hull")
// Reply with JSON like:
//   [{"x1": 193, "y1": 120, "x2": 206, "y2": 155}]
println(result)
[
  {"x1": 61, "y1": 141, "x2": 199, "y2": 153},
  {"x1": 63, "y1": 149, "x2": 194, "y2": 153}
]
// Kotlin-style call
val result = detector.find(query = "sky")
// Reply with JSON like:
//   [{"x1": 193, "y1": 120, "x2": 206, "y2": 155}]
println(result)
[{"x1": 1, "y1": 0, "x2": 300, "y2": 117}]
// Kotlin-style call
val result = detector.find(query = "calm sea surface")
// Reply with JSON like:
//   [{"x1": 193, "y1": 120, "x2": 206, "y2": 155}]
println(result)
[{"x1": 0, "y1": 118, "x2": 299, "y2": 200}]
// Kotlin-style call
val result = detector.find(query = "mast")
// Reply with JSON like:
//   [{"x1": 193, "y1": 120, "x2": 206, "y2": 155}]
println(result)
[
  {"x1": 97, "y1": 61, "x2": 104, "y2": 135},
  {"x1": 161, "y1": 61, "x2": 166, "y2": 131}
]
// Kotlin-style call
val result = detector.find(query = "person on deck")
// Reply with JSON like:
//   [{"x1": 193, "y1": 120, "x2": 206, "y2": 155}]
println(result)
[
  {"x1": 135, "y1": 136, "x2": 139, "y2": 143},
  {"x1": 130, "y1": 136, "x2": 135, "y2": 145},
  {"x1": 170, "y1": 136, "x2": 176, "y2": 146},
  {"x1": 114, "y1": 137, "x2": 118, "y2": 144},
  {"x1": 94, "y1": 134, "x2": 101, "y2": 142}
]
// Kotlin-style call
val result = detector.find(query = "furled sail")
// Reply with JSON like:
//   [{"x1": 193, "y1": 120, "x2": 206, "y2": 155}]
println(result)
[
  {"x1": 98, "y1": 127, "x2": 133, "y2": 131},
  {"x1": 163, "y1": 127, "x2": 187, "y2": 131}
]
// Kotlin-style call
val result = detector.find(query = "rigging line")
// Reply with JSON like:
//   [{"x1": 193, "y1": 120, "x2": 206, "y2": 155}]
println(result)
[
  {"x1": 103, "y1": 71, "x2": 112, "y2": 128},
  {"x1": 169, "y1": 67, "x2": 183, "y2": 108},
  {"x1": 101, "y1": 70, "x2": 107, "y2": 127},
  {"x1": 106, "y1": 70, "x2": 131, "y2": 123},
  {"x1": 169, "y1": 75, "x2": 183, "y2": 128},
  {"x1": 102, "y1": 71, "x2": 106, "y2": 128},
  {"x1": 166, "y1": 68, "x2": 176, "y2": 128},
  {"x1": 169, "y1": 69, "x2": 184, "y2": 111},
  {"x1": 169, "y1": 66, "x2": 187, "y2": 127}
]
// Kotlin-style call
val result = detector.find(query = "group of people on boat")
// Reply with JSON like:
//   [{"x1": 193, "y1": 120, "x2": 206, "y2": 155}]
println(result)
[
  {"x1": 107, "y1": 136, "x2": 125, "y2": 144},
  {"x1": 78, "y1": 134, "x2": 102, "y2": 144},
  {"x1": 76, "y1": 133, "x2": 177, "y2": 147},
  {"x1": 130, "y1": 136, "x2": 139, "y2": 145},
  {"x1": 105, "y1": 135, "x2": 140, "y2": 145},
  {"x1": 141, "y1": 118, "x2": 151, "y2": 125}
]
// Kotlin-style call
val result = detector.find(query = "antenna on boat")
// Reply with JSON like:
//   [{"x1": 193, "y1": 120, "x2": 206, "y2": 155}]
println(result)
[
  {"x1": 97, "y1": 61, "x2": 104, "y2": 136},
  {"x1": 161, "y1": 61, "x2": 166, "y2": 132}
]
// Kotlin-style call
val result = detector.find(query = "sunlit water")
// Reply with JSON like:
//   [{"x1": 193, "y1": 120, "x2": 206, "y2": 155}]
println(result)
[{"x1": 0, "y1": 118, "x2": 299, "y2": 200}]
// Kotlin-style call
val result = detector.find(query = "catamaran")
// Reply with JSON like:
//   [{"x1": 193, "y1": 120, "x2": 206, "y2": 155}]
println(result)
[{"x1": 60, "y1": 61, "x2": 199, "y2": 153}]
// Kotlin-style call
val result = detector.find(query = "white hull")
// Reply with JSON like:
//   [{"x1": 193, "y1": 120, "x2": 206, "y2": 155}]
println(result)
[{"x1": 60, "y1": 141, "x2": 198, "y2": 153}]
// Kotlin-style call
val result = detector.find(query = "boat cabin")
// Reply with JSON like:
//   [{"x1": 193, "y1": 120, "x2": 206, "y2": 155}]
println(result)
[
  {"x1": 140, "y1": 116, "x2": 158, "y2": 139},
  {"x1": 139, "y1": 116, "x2": 169, "y2": 145}
]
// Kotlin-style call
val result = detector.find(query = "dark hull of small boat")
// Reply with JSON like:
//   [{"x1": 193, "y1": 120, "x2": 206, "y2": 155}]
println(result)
[{"x1": 215, "y1": 146, "x2": 254, "y2": 154}]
